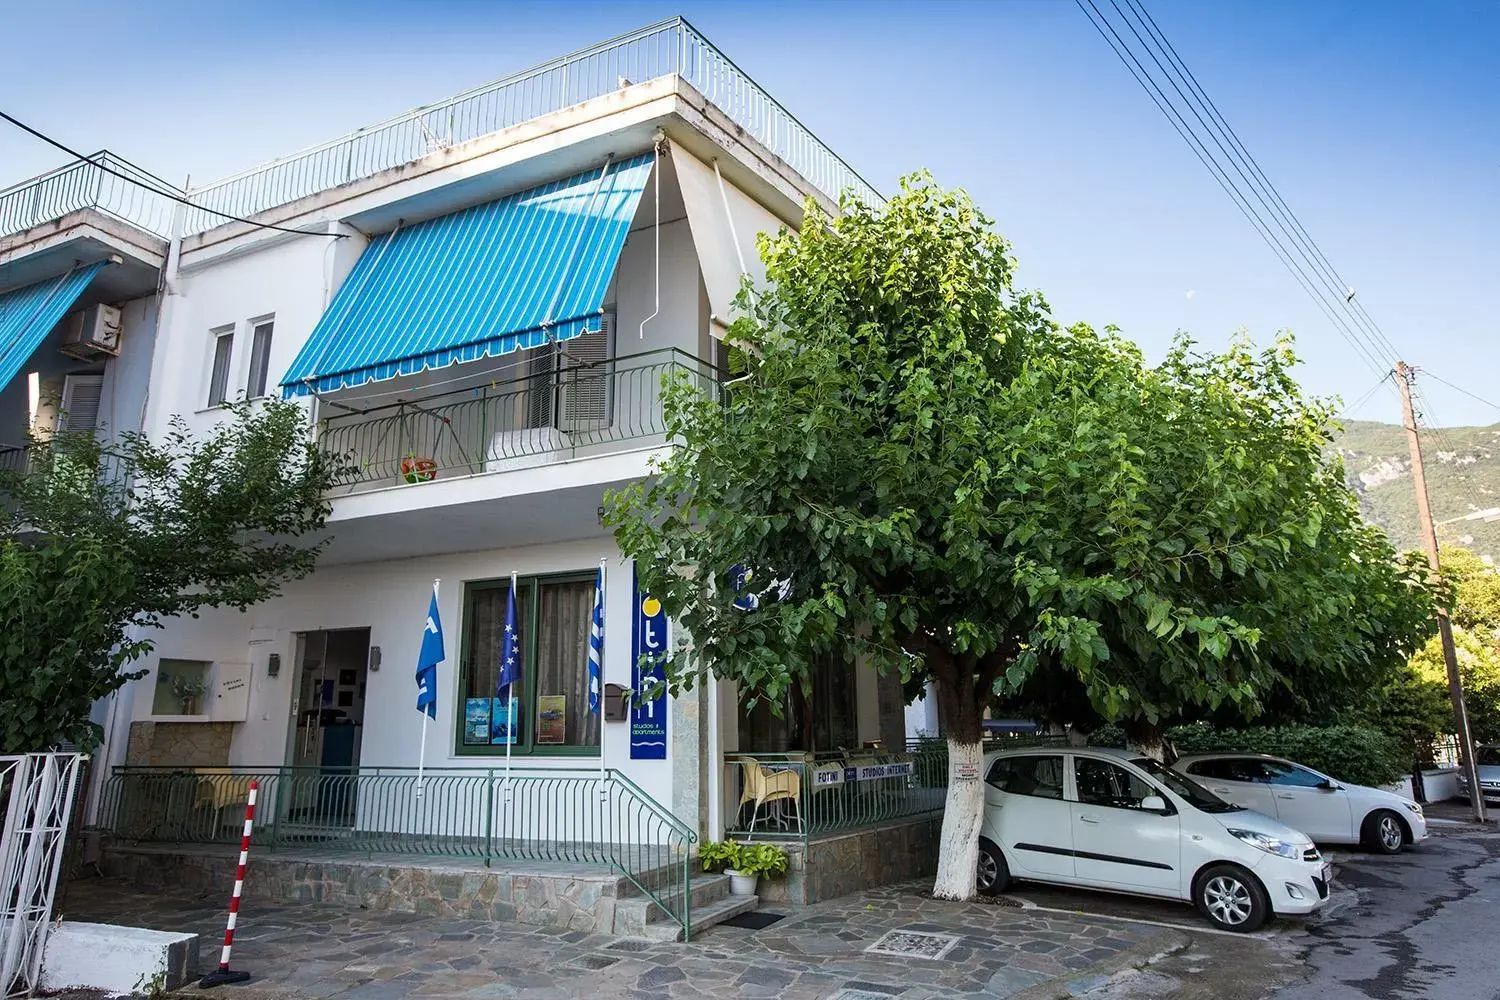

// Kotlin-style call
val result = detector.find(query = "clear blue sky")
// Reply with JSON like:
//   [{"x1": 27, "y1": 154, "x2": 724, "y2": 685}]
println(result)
[{"x1": 3, "y1": 0, "x2": 1495, "y2": 426}]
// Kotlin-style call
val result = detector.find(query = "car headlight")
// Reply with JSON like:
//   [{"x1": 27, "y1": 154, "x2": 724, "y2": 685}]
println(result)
[
  {"x1": 1228, "y1": 829, "x2": 1303, "y2": 860},
  {"x1": 1403, "y1": 801, "x2": 1423, "y2": 816}
]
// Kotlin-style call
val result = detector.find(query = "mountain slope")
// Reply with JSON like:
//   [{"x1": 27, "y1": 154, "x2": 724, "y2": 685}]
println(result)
[{"x1": 1333, "y1": 419, "x2": 1500, "y2": 561}]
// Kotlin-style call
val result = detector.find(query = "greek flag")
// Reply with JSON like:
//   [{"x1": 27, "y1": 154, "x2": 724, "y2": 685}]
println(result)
[
  {"x1": 415, "y1": 583, "x2": 444, "y2": 719},
  {"x1": 498, "y1": 579, "x2": 521, "y2": 693},
  {"x1": 588, "y1": 566, "x2": 604, "y2": 714}
]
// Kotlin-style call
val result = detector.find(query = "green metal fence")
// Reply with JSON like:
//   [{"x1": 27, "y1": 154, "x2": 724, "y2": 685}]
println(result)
[
  {"x1": 97, "y1": 764, "x2": 697, "y2": 939},
  {"x1": 723, "y1": 748, "x2": 950, "y2": 845}
]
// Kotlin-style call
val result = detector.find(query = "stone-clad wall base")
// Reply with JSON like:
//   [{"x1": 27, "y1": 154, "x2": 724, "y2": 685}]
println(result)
[
  {"x1": 98, "y1": 846, "x2": 632, "y2": 934},
  {"x1": 754, "y1": 816, "x2": 940, "y2": 906}
]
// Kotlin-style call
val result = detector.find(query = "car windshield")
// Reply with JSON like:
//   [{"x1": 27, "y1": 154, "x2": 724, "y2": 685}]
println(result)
[
  {"x1": 1131, "y1": 757, "x2": 1244, "y2": 813},
  {"x1": 1477, "y1": 746, "x2": 1500, "y2": 767}
]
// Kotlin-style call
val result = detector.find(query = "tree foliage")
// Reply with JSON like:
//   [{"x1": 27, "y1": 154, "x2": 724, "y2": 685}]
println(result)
[
  {"x1": 605, "y1": 174, "x2": 1436, "y2": 896},
  {"x1": 0, "y1": 400, "x2": 346, "y2": 752},
  {"x1": 610, "y1": 175, "x2": 1433, "y2": 732}
]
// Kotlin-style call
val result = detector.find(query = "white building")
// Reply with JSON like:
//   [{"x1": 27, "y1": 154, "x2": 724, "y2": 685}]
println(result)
[{"x1": 7, "y1": 19, "x2": 934, "y2": 934}]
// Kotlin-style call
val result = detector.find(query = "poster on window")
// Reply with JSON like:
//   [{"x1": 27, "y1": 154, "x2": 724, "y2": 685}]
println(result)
[
  {"x1": 630, "y1": 565, "x2": 668, "y2": 760},
  {"x1": 490, "y1": 696, "x2": 519, "y2": 745},
  {"x1": 463, "y1": 698, "x2": 491, "y2": 745},
  {"x1": 537, "y1": 695, "x2": 566, "y2": 744}
]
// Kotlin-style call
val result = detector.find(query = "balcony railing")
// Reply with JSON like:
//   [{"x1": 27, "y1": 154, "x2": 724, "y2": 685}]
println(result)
[
  {"x1": 180, "y1": 17, "x2": 878, "y2": 236},
  {"x1": 318, "y1": 348, "x2": 717, "y2": 495},
  {"x1": 97, "y1": 763, "x2": 697, "y2": 939},
  {"x1": 0, "y1": 152, "x2": 179, "y2": 242},
  {"x1": 724, "y1": 747, "x2": 950, "y2": 846}
]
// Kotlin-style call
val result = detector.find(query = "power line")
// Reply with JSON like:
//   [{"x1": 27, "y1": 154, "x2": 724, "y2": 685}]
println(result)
[
  {"x1": 1116, "y1": 0, "x2": 1403, "y2": 364},
  {"x1": 1421, "y1": 371, "x2": 1500, "y2": 416},
  {"x1": 1337, "y1": 370, "x2": 1393, "y2": 419},
  {"x1": 0, "y1": 109, "x2": 344, "y2": 240},
  {"x1": 1073, "y1": 0, "x2": 1398, "y2": 383}
]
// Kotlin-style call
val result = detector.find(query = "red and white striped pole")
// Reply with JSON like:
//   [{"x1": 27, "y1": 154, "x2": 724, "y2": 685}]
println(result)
[{"x1": 199, "y1": 780, "x2": 257, "y2": 988}]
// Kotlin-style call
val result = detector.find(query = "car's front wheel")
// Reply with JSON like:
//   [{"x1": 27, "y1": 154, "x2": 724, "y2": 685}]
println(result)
[
  {"x1": 1362, "y1": 809, "x2": 1407, "y2": 855},
  {"x1": 975, "y1": 839, "x2": 1011, "y2": 896},
  {"x1": 1194, "y1": 864, "x2": 1270, "y2": 932}
]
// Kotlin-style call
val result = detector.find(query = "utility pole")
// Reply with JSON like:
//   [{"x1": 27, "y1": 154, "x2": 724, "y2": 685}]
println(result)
[{"x1": 1397, "y1": 361, "x2": 1487, "y2": 823}]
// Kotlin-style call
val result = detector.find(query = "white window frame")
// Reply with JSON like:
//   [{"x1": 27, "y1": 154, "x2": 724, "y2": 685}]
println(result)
[
  {"x1": 206, "y1": 325, "x2": 236, "y2": 408},
  {"x1": 245, "y1": 316, "x2": 276, "y2": 399}
]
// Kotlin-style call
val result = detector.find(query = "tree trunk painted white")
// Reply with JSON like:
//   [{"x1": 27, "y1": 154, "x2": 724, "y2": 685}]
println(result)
[
  {"x1": 931, "y1": 738, "x2": 985, "y2": 900},
  {"x1": 1065, "y1": 727, "x2": 1088, "y2": 747},
  {"x1": 1128, "y1": 738, "x2": 1165, "y2": 762}
]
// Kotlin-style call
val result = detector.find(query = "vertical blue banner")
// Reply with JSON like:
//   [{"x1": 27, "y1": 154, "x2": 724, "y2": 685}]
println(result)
[{"x1": 630, "y1": 563, "x2": 668, "y2": 760}]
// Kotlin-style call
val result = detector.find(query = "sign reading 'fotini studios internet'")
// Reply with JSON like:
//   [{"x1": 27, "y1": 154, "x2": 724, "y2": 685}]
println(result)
[{"x1": 630, "y1": 565, "x2": 668, "y2": 760}]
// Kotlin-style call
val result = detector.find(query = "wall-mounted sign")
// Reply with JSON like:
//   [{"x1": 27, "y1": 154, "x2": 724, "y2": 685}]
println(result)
[
  {"x1": 807, "y1": 761, "x2": 915, "y2": 786},
  {"x1": 630, "y1": 564, "x2": 668, "y2": 760}
]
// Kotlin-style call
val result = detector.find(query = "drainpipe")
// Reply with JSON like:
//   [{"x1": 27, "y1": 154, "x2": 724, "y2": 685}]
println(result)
[{"x1": 638, "y1": 131, "x2": 665, "y2": 342}]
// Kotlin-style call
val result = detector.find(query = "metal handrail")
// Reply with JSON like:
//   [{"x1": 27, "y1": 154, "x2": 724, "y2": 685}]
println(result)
[
  {"x1": 0, "y1": 151, "x2": 180, "y2": 240},
  {"x1": 317, "y1": 347, "x2": 719, "y2": 494},
  {"x1": 97, "y1": 763, "x2": 697, "y2": 939},
  {"x1": 179, "y1": 18, "x2": 878, "y2": 235}
]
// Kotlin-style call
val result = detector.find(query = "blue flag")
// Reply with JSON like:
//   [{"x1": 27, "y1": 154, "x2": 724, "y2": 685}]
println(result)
[
  {"x1": 498, "y1": 580, "x2": 521, "y2": 693},
  {"x1": 415, "y1": 584, "x2": 444, "y2": 719},
  {"x1": 587, "y1": 566, "x2": 604, "y2": 714}
]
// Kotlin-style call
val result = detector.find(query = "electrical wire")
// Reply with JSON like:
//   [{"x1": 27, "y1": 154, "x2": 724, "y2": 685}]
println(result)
[
  {"x1": 1420, "y1": 371, "x2": 1500, "y2": 415},
  {"x1": 1073, "y1": 0, "x2": 1398, "y2": 383},
  {"x1": 0, "y1": 109, "x2": 343, "y2": 239},
  {"x1": 1116, "y1": 0, "x2": 1403, "y2": 365},
  {"x1": 1337, "y1": 370, "x2": 1393, "y2": 420}
]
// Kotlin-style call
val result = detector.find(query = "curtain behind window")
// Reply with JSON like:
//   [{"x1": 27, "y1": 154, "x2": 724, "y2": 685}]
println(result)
[
  {"x1": 464, "y1": 584, "x2": 529, "y2": 746},
  {"x1": 533, "y1": 579, "x2": 598, "y2": 747}
]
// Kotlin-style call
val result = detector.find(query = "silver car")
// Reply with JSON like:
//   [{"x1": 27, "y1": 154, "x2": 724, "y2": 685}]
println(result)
[{"x1": 1455, "y1": 745, "x2": 1500, "y2": 803}]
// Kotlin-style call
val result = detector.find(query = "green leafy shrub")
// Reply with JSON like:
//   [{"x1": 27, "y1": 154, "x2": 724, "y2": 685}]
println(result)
[
  {"x1": 1155, "y1": 723, "x2": 1409, "y2": 788},
  {"x1": 699, "y1": 841, "x2": 739, "y2": 873},
  {"x1": 732, "y1": 842, "x2": 789, "y2": 878}
]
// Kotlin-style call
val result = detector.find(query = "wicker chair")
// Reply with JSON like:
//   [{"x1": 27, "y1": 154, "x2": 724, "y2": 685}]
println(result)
[{"x1": 737, "y1": 758, "x2": 802, "y2": 832}]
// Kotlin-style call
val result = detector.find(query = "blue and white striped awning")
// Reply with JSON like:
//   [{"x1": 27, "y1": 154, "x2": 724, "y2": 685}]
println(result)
[
  {"x1": 0, "y1": 261, "x2": 108, "y2": 394},
  {"x1": 280, "y1": 154, "x2": 654, "y2": 398}
]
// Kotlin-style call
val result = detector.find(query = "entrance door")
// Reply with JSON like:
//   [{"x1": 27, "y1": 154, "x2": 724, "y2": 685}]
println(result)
[{"x1": 285, "y1": 628, "x2": 371, "y2": 834}]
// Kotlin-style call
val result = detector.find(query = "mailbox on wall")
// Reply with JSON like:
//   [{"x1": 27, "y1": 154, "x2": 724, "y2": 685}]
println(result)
[{"x1": 603, "y1": 683, "x2": 629, "y2": 722}]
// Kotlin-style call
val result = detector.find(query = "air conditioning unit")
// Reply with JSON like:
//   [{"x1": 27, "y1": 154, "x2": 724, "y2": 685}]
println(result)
[{"x1": 58, "y1": 304, "x2": 123, "y2": 360}]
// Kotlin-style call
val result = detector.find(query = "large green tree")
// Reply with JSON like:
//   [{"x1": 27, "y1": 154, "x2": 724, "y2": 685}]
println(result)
[
  {"x1": 607, "y1": 175, "x2": 1435, "y2": 899},
  {"x1": 0, "y1": 400, "x2": 346, "y2": 752}
]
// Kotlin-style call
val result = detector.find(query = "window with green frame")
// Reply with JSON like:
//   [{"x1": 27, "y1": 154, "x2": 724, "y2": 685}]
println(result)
[{"x1": 455, "y1": 572, "x2": 600, "y2": 756}]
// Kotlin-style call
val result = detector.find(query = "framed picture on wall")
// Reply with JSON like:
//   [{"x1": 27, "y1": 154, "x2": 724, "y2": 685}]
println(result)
[
  {"x1": 337, "y1": 690, "x2": 354, "y2": 708},
  {"x1": 338, "y1": 669, "x2": 357, "y2": 686}
]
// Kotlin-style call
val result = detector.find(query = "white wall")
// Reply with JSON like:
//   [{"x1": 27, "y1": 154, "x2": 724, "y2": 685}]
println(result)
[
  {"x1": 147, "y1": 231, "x2": 359, "y2": 437},
  {"x1": 129, "y1": 538, "x2": 674, "y2": 810}
]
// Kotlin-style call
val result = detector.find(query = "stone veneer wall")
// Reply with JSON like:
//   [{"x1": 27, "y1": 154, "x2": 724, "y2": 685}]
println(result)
[
  {"x1": 100, "y1": 848, "x2": 634, "y2": 934},
  {"x1": 124, "y1": 721, "x2": 234, "y2": 767},
  {"x1": 754, "y1": 814, "x2": 940, "y2": 905}
]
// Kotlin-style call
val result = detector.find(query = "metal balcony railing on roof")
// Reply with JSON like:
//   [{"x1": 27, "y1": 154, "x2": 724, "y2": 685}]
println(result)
[
  {"x1": 180, "y1": 17, "x2": 879, "y2": 236},
  {"x1": 0, "y1": 152, "x2": 179, "y2": 241}
]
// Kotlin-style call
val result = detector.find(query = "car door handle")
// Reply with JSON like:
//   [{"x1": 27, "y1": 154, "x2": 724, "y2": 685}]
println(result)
[
  {"x1": 1276, "y1": 793, "x2": 1295, "y2": 799},
  {"x1": 1079, "y1": 814, "x2": 1102, "y2": 824},
  {"x1": 1210, "y1": 787, "x2": 1229, "y2": 794}
]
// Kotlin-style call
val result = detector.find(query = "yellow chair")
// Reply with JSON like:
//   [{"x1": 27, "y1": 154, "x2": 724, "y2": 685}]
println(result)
[{"x1": 737, "y1": 758, "x2": 802, "y2": 833}]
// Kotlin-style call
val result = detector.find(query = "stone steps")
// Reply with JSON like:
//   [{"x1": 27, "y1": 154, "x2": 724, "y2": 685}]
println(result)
[{"x1": 611, "y1": 872, "x2": 760, "y2": 940}]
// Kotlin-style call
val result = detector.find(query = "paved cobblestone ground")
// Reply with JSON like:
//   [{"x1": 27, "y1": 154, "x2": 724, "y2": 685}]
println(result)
[{"x1": 57, "y1": 877, "x2": 1183, "y2": 1000}]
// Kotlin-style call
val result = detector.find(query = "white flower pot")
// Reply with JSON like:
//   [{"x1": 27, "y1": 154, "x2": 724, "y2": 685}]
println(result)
[{"x1": 726, "y1": 869, "x2": 759, "y2": 896}]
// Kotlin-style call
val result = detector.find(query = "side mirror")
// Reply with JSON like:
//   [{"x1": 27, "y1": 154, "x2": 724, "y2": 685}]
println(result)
[
  {"x1": 1318, "y1": 779, "x2": 1342, "y2": 792},
  {"x1": 1140, "y1": 795, "x2": 1169, "y2": 814}
]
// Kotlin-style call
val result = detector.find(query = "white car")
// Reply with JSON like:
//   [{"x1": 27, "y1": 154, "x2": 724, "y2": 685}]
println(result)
[
  {"x1": 976, "y1": 747, "x2": 1329, "y2": 932},
  {"x1": 1172, "y1": 753, "x2": 1427, "y2": 854}
]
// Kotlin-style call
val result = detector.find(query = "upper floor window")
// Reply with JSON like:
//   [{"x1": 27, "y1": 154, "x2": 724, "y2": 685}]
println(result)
[
  {"x1": 57, "y1": 373, "x2": 104, "y2": 432},
  {"x1": 246, "y1": 319, "x2": 275, "y2": 399},
  {"x1": 207, "y1": 327, "x2": 235, "y2": 407}
]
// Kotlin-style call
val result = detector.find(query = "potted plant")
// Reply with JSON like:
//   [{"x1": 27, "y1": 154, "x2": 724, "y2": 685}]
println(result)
[
  {"x1": 171, "y1": 676, "x2": 208, "y2": 715},
  {"x1": 699, "y1": 840, "x2": 739, "y2": 875},
  {"x1": 400, "y1": 454, "x2": 437, "y2": 484},
  {"x1": 724, "y1": 842, "x2": 788, "y2": 896}
]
